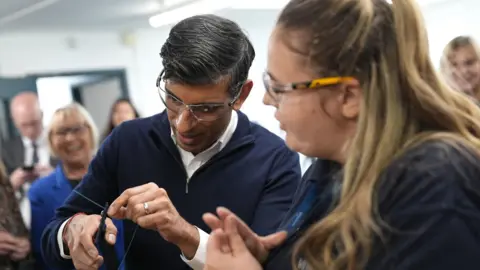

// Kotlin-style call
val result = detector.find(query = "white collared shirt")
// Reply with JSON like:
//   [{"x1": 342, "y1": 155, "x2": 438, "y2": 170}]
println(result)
[
  {"x1": 57, "y1": 111, "x2": 239, "y2": 267},
  {"x1": 175, "y1": 111, "x2": 237, "y2": 192},
  {"x1": 177, "y1": 111, "x2": 237, "y2": 269},
  {"x1": 22, "y1": 132, "x2": 50, "y2": 167},
  {"x1": 18, "y1": 132, "x2": 50, "y2": 229}
]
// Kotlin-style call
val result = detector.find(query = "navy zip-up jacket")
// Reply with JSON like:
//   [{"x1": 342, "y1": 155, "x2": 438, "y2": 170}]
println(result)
[
  {"x1": 265, "y1": 141, "x2": 480, "y2": 270},
  {"x1": 41, "y1": 111, "x2": 301, "y2": 270}
]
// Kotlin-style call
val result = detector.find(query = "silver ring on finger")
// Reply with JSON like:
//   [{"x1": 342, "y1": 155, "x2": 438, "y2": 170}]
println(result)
[{"x1": 143, "y1": 202, "x2": 150, "y2": 215}]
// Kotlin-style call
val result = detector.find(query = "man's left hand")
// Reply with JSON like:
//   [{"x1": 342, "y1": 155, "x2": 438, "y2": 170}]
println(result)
[{"x1": 108, "y1": 182, "x2": 199, "y2": 255}]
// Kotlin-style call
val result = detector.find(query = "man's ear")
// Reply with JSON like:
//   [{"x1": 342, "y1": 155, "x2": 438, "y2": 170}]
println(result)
[
  {"x1": 340, "y1": 79, "x2": 362, "y2": 120},
  {"x1": 232, "y1": 80, "x2": 253, "y2": 110}
]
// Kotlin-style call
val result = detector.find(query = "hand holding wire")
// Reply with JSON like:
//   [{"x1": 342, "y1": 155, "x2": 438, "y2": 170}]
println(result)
[{"x1": 67, "y1": 189, "x2": 137, "y2": 270}]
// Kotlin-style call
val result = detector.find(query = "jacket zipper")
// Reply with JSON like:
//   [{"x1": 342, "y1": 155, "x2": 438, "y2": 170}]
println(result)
[
  {"x1": 168, "y1": 151, "x2": 190, "y2": 193},
  {"x1": 185, "y1": 158, "x2": 214, "y2": 194}
]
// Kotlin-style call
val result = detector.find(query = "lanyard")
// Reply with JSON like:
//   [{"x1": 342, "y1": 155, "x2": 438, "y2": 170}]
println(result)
[{"x1": 286, "y1": 184, "x2": 318, "y2": 234}]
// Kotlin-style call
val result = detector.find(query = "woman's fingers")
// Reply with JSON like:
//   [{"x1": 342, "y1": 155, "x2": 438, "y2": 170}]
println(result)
[
  {"x1": 224, "y1": 215, "x2": 248, "y2": 255},
  {"x1": 217, "y1": 207, "x2": 258, "y2": 242},
  {"x1": 203, "y1": 213, "x2": 222, "y2": 230},
  {"x1": 208, "y1": 229, "x2": 231, "y2": 254},
  {"x1": 261, "y1": 231, "x2": 288, "y2": 249}
]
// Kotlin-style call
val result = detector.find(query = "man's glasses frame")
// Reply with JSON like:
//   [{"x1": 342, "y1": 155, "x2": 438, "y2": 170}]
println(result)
[{"x1": 155, "y1": 70, "x2": 242, "y2": 122}]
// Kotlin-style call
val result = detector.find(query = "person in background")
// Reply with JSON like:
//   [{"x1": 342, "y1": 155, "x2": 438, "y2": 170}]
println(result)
[
  {"x1": 28, "y1": 103, "x2": 124, "y2": 270},
  {"x1": 441, "y1": 36, "x2": 480, "y2": 100},
  {"x1": 202, "y1": 0, "x2": 480, "y2": 270},
  {"x1": 101, "y1": 98, "x2": 140, "y2": 141},
  {"x1": 0, "y1": 160, "x2": 33, "y2": 270},
  {"x1": 2, "y1": 92, "x2": 59, "y2": 230},
  {"x1": 41, "y1": 14, "x2": 301, "y2": 270}
]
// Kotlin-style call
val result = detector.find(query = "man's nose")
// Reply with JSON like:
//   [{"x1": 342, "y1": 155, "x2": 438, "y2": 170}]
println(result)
[{"x1": 175, "y1": 109, "x2": 196, "y2": 133}]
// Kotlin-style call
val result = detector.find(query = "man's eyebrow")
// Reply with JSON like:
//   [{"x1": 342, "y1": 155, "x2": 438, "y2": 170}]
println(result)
[{"x1": 165, "y1": 87, "x2": 182, "y2": 101}]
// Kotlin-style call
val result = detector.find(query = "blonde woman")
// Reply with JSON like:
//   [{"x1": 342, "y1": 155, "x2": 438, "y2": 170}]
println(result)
[
  {"x1": 202, "y1": 0, "x2": 480, "y2": 270},
  {"x1": 28, "y1": 103, "x2": 124, "y2": 270},
  {"x1": 441, "y1": 36, "x2": 480, "y2": 99}
]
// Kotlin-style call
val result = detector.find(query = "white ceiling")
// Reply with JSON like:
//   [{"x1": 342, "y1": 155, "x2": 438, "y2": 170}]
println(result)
[
  {"x1": 0, "y1": 0, "x2": 171, "y2": 32},
  {"x1": 0, "y1": 0, "x2": 472, "y2": 33}
]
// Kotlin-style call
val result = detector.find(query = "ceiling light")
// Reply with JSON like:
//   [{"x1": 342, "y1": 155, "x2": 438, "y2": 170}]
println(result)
[{"x1": 148, "y1": 0, "x2": 231, "y2": 28}]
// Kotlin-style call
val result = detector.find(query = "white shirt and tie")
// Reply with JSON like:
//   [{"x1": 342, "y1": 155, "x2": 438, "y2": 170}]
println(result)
[
  {"x1": 18, "y1": 133, "x2": 50, "y2": 229},
  {"x1": 57, "y1": 111, "x2": 239, "y2": 269}
]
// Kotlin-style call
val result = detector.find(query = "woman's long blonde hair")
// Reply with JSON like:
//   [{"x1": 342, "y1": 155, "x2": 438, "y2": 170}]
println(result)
[
  {"x1": 277, "y1": 0, "x2": 480, "y2": 269},
  {"x1": 440, "y1": 36, "x2": 480, "y2": 98}
]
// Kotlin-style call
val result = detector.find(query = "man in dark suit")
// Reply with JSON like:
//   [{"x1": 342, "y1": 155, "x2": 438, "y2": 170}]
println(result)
[{"x1": 2, "y1": 92, "x2": 58, "y2": 228}]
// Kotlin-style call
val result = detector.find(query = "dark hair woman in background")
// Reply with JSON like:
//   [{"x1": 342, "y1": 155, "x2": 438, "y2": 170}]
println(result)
[
  {"x1": 101, "y1": 98, "x2": 139, "y2": 140},
  {"x1": 201, "y1": 0, "x2": 480, "y2": 270}
]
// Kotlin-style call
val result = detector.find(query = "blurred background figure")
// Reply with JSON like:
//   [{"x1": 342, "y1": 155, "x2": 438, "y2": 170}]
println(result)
[
  {"x1": 101, "y1": 98, "x2": 139, "y2": 141},
  {"x1": 441, "y1": 36, "x2": 480, "y2": 100},
  {"x1": 1, "y1": 91, "x2": 59, "y2": 230},
  {"x1": 28, "y1": 103, "x2": 124, "y2": 270},
  {"x1": 0, "y1": 160, "x2": 33, "y2": 270}
]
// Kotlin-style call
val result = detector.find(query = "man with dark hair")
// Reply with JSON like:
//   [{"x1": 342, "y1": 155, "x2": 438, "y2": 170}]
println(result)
[{"x1": 41, "y1": 14, "x2": 300, "y2": 270}]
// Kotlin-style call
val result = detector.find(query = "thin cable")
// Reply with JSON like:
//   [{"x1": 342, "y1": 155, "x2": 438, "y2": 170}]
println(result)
[
  {"x1": 72, "y1": 189, "x2": 138, "y2": 269},
  {"x1": 73, "y1": 189, "x2": 105, "y2": 210},
  {"x1": 117, "y1": 225, "x2": 139, "y2": 270}
]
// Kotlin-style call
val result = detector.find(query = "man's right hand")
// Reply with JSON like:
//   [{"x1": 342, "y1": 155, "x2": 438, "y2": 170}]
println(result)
[
  {"x1": 203, "y1": 207, "x2": 287, "y2": 263},
  {"x1": 63, "y1": 214, "x2": 118, "y2": 270},
  {"x1": 10, "y1": 167, "x2": 37, "y2": 191}
]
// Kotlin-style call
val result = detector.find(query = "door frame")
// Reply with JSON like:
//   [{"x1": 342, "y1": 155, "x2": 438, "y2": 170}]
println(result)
[{"x1": 31, "y1": 69, "x2": 130, "y2": 100}]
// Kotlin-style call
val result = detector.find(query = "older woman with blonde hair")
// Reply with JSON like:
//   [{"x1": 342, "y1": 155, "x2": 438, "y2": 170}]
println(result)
[
  {"x1": 440, "y1": 36, "x2": 480, "y2": 100},
  {"x1": 28, "y1": 103, "x2": 124, "y2": 270},
  {"x1": 201, "y1": 0, "x2": 480, "y2": 270}
]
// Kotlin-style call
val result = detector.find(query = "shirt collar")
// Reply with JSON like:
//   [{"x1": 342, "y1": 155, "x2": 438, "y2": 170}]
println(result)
[
  {"x1": 21, "y1": 130, "x2": 47, "y2": 147},
  {"x1": 171, "y1": 110, "x2": 238, "y2": 155}
]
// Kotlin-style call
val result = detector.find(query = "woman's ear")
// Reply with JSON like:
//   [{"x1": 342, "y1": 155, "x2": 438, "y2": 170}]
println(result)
[{"x1": 340, "y1": 79, "x2": 362, "y2": 120}]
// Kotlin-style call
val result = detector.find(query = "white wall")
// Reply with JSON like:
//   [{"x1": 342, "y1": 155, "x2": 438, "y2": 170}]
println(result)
[
  {"x1": 80, "y1": 78, "x2": 122, "y2": 131},
  {"x1": 0, "y1": 3, "x2": 478, "y2": 138},
  {"x1": 36, "y1": 77, "x2": 74, "y2": 126},
  {"x1": 0, "y1": 31, "x2": 142, "y2": 117},
  {"x1": 422, "y1": 1, "x2": 473, "y2": 67}
]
